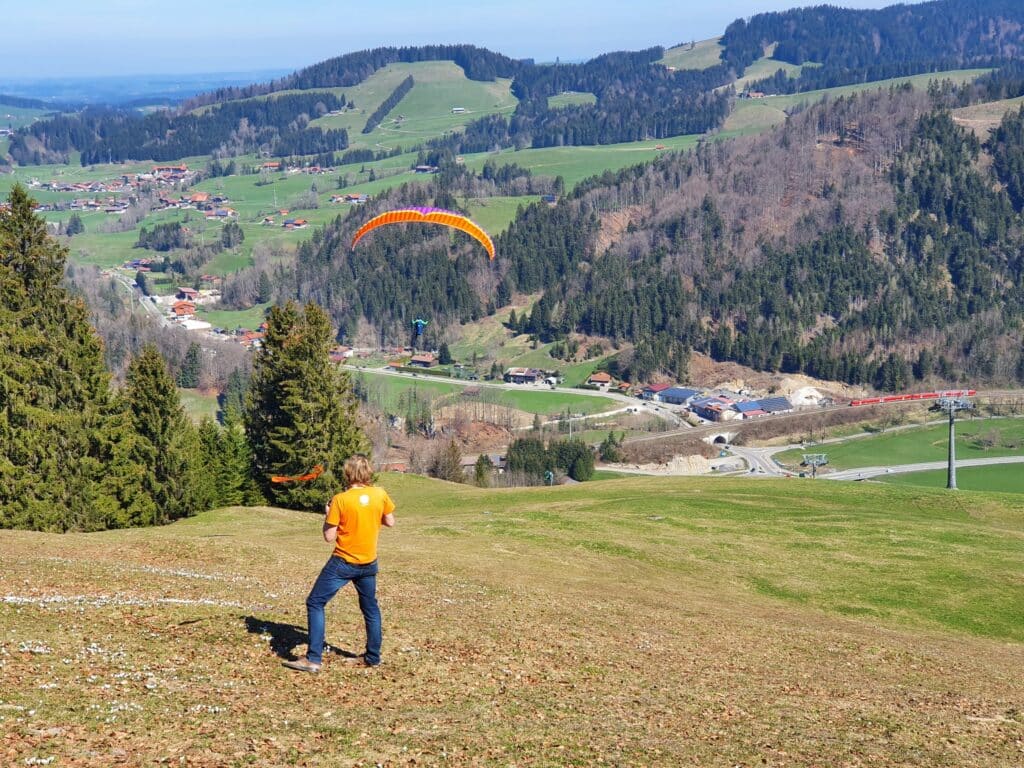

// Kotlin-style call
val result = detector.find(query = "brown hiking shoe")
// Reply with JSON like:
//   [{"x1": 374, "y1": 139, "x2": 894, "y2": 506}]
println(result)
[{"x1": 282, "y1": 658, "x2": 322, "y2": 673}]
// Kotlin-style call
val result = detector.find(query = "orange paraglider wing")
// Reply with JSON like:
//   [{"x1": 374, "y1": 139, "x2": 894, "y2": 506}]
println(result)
[
  {"x1": 270, "y1": 465, "x2": 324, "y2": 484},
  {"x1": 350, "y1": 207, "x2": 495, "y2": 260}
]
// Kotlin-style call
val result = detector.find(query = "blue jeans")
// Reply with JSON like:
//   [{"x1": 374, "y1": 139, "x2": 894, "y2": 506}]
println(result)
[{"x1": 305, "y1": 555, "x2": 381, "y2": 666}]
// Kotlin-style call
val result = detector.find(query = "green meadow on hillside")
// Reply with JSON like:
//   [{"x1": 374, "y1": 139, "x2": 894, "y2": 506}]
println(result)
[
  {"x1": 880, "y1": 463, "x2": 1024, "y2": 493},
  {"x1": 2, "y1": 474, "x2": 1022, "y2": 765},
  {"x1": 308, "y1": 61, "x2": 517, "y2": 151},
  {"x1": 724, "y1": 67, "x2": 993, "y2": 134},
  {"x1": 659, "y1": 38, "x2": 724, "y2": 70},
  {"x1": 733, "y1": 56, "x2": 814, "y2": 92},
  {"x1": 0, "y1": 102, "x2": 51, "y2": 130},
  {"x1": 463, "y1": 195, "x2": 541, "y2": 235},
  {"x1": 352, "y1": 370, "x2": 617, "y2": 416},
  {"x1": 776, "y1": 416, "x2": 1024, "y2": 471},
  {"x1": 953, "y1": 95, "x2": 1024, "y2": 136},
  {"x1": 461, "y1": 132, "x2": 701, "y2": 189},
  {"x1": 547, "y1": 91, "x2": 596, "y2": 109}
]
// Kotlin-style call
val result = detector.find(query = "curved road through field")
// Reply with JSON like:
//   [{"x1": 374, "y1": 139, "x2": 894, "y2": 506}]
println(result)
[{"x1": 821, "y1": 455, "x2": 1024, "y2": 480}]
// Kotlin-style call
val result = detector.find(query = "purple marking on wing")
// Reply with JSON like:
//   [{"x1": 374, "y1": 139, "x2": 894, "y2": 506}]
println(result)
[{"x1": 408, "y1": 207, "x2": 460, "y2": 216}]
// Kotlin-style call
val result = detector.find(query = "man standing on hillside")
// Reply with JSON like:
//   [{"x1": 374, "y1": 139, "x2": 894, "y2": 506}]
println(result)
[{"x1": 284, "y1": 454, "x2": 395, "y2": 673}]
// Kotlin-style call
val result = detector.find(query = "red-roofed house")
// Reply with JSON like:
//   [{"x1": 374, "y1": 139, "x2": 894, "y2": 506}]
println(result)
[
  {"x1": 641, "y1": 383, "x2": 672, "y2": 400},
  {"x1": 587, "y1": 371, "x2": 613, "y2": 388},
  {"x1": 409, "y1": 353, "x2": 437, "y2": 368}
]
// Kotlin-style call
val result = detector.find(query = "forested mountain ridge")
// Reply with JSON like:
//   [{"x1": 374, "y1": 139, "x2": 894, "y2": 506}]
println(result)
[
  {"x1": 14, "y1": 0, "x2": 1024, "y2": 165},
  {"x1": 727, "y1": 0, "x2": 1024, "y2": 94},
  {"x1": 270, "y1": 86, "x2": 1024, "y2": 388}
]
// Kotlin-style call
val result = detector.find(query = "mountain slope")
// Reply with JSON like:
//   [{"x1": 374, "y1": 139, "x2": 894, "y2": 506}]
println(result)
[{"x1": 2, "y1": 473, "x2": 1022, "y2": 765}]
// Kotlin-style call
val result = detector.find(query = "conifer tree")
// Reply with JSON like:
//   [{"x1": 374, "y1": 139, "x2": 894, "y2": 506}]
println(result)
[
  {"x1": 246, "y1": 301, "x2": 369, "y2": 510},
  {"x1": 429, "y1": 438, "x2": 464, "y2": 483},
  {"x1": 0, "y1": 185, "x2": 146, "y2": 531},
  {"x1": 123, "y1": 345, "x2": 201, "y2": 524},
  {"x1": 218, "y1": 367, "x2": 249, "y2": 423},
  {"x1": 177, "y1": 342, "x2": 202, "y2": 388},
  {"x1": 474, "y1": 453, "x2": 493, "y2": 487}
]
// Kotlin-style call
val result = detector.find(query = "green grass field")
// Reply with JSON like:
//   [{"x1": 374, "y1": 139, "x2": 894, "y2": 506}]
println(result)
[
  {"x1": 879, "y1": 463, "x2": 1024, "y2": 493},
  {"x1": 953, "y1": 95, "x2": 1024, "y2": 136},
  {"x1": 547, "y1": 91, "x2": 597, "y2": 109},
  {"x1": 776, "y1": 416, "x2": 1024, "y2": 470},
  {"x1": 308, "y1": 61, "x2": 517, "y2": 152},
  {"x1": 0, "y1": 102, "x2": 51, "y2": 130},
  {"x1": 196, "y1": 302, "x2": 270, "y2": 331},
  {"x1": 724, "y1": 68, "x2": 993, "y2": 134},
  {"x1": 353, "y1": 369, "x2": 616, "y2": 416},
  {"x1": 461, "y1": 132, "x2": 701, "y2": 189},
  {"x1": 463, "y1": 195, "x2": 540, "y2": 235},
  {"x1": 2, "y1": 474, "x2": 1022, "y2": 765},
  {"x1": 733, "y1": 56, "x2": 811, "y2": 91},
  {"x1": 659, "y1": 38, "x2": 724, "y2": 70},
  {"x1": 178, "y1": 388, "x2": 220, "y2": 423}
]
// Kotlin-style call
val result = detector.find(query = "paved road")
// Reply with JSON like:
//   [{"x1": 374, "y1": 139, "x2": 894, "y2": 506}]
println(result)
[{"x1": 822, "y1": 455, "x2": 1024, "y2": 481}]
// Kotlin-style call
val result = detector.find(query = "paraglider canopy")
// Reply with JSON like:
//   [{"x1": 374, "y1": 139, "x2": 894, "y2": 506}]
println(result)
[{"x1": 351, "y1": 207, "x2": 495, "y2": 260}]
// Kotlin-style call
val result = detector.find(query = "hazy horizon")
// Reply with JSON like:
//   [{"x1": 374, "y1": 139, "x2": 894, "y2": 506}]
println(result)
[{"x1": 2, "y1": 0, "x2": 905, "y2": 81}]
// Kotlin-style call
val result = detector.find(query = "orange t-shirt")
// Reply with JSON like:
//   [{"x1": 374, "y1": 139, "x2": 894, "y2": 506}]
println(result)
[{"x1": 325, "y1": 485, "x2": 395, "y2": 564}]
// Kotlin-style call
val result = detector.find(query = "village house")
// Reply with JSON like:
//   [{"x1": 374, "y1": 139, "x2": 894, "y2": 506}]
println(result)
[
  {"x1": 176, "y1": 287, "x2": 199, "y2": 301},
  {"x1": 329, "y1": 346, "x2": 354, "y2": 363},
  {"x1": 409, "y1": 353, "x2": 438, "y2": 368},
  {"x1": 586, "y1": 371, "x2": 613, "y2": 389},
  {"x1": 640, "y1": 382, "x2": 673, "y2": 400},
  {"x1": 236, "y1": 330, "x2": 265, "y2": 349},
  {"x1": 504, "y1": 367, "x2": 545, "y2": 385},
  {"x1": 690, "y1": 395, "x2": 738, "y2": 422},
  {"x1": 170, "y1": 301, "x2": 196, "y2": 318}
]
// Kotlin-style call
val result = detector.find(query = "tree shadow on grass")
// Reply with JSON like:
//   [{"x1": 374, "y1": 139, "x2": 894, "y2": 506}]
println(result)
[{"x1": 242, "y1": 616, "x2": 355, "y2": 660}]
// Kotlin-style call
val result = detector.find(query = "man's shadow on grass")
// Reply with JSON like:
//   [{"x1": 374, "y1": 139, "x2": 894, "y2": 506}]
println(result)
[{"x1": 242, "y1": 616, "x2": 356, "y2": 660}]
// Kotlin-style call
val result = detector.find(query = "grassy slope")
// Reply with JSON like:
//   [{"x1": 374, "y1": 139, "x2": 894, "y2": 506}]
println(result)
[
  {"x1": 461, "y1": 132, "x2": 701, "y2": 189},
  {"x1": 178, "y1": 388, "x2": 219, "y2": 423},
  {"x1": 2, "y1": 474, "x2": 1022, "y2": 765},
  {"x1": 0, "y1": 103, "x2": 50, "y2": 130},
  {"x1": 463, "y1": 195, "x2": 540, "y2": 235},
  {"x1": 776, "y1": 416, "x2": 1024, "y2": 470},
  {"x1": 659, "y1": 38, "x2": 724, "y2": 70},
  {"x1": 733, "y1": 57, "x2": 809, "y2": 91},
  {"x1": 308, "y1": 61, "x2": 517, "y2": 152},
  {"x1": 724, "y1": 67, "x2": 993, "y2": 134},
  {"x1": 547, "y1": 91, "x2": 596, "y2": 109},
  {"x1": 953, "y1": 95, "x2": 1024, "y2": 136},
  {"x1": 881, "y1": 462, "x2": 1024, "y2": 493},
  {"x1": 352, "y1": 370, "x2": 616, "y2": 415}
]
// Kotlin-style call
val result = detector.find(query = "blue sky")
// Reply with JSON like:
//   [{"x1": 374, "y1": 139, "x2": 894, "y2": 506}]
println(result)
[{"x1": 3, "y1": 0, "x2": 902, "y2": 79}]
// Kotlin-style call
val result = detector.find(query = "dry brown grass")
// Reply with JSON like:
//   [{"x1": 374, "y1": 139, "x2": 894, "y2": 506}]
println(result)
[{"x1": 2, "y1": 478, "x2": 1022, "y2": 767}]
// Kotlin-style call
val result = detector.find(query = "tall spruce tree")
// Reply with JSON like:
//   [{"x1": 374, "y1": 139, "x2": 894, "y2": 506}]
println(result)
[
  {"x1": 177, "y1": 342, "x2": 202, "y2": 388},
  {"x1": 123, "y1": 345, "x2": 201, "y2": 524},
  {"x1": 246, "y1": 301, "x2": 369, "y2": 510},
  {"x1": 0, "y1": 185, "x2": 146, "y2": 531}
]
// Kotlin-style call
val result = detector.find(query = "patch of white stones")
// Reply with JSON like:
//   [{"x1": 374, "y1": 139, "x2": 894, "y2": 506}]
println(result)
[{"x1": 2, "y1": 594, "x2": 247, "y2": 610}]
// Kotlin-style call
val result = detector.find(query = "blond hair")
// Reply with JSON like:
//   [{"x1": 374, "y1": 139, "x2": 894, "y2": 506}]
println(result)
[{"x1": 343, "y1": 454, "x2": 373, "y2": 487}]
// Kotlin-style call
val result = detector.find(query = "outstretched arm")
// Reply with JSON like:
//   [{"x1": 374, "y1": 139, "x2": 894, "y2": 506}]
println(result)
[{"x1": 323, "y1": 521, "x2": 338, "y2": 543}]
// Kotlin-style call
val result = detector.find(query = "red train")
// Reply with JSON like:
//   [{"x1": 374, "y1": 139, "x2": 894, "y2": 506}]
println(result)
[{"x1": 849, "y1": 389, "x2": 975, "y2": 407}]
